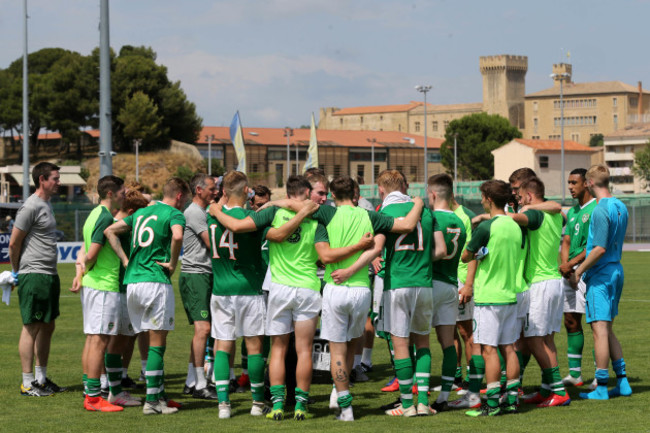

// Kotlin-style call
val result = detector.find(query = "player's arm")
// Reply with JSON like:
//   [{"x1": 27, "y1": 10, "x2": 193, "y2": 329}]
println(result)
[
  {"x1": 571, "y1": 207, "x2": 609, "y2": 287},
  {"x1": 8, "y1": 227, "x2": 27, "y2": 276},
  {"x1": 330, "y1": 234, "x2": 385, "y2": 285},
  {"x1": 520, "y1": 200, "x2": 562, "y2": 214},
  {"x1": 559, "y1": 234, "x2": 572, "y2": 276},
  {"x1": 199, "y1": 230, "x2": 210, "y2": 249},
  {"x1": 259, "y1": 198, "x2": 307, "y2": 213},
  {"x1": 471, "y1": 213, "x2": 490, "y2": 227},
  {"x1": 208, "y1": 203, "x2": 257, "y2": 233},
  {"x1": 315, "y1": 232, "x2": 375, "y2": 265},
  {"x1": 461, "y1": 220, "x2": 489, "y2": 263},
  {"x1": 83, "y1": 242, "x2": 102, "y2": 271},
  {"x1": 266, "y1": 201, "x2": 318, "y2": 243},
  {"x1": 432, "y1": 230, "x2": 447, "y2": 261},
  {"x1": 157, "y1": 224, "x2": 184, "y2": 275},
  {"x1": 104, "y1": 220, "x2": 131, "y2": 268},
  {"x1": 459, "y1": 260, "x2": 477, "y2": 304},
  {"x1": 390, "y1": 197, "x2": 424, "y2": 233}
]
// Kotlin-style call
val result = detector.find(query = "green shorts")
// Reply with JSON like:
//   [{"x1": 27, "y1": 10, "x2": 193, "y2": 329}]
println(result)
[
  {"x1": 179, "y1": 272, "x2": 212, "y2": 324},
  {"x1": 18, "y1": 273, "x2": 61, "y2": 325}
]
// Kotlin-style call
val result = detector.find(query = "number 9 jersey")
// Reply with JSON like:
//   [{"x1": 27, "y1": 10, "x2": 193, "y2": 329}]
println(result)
[
  {"x1": 123, "y1": 201, "x2": 186, "y2": 285},
  {"x1": 207, "y1": 205, "x2": 271, "y2": 296}
]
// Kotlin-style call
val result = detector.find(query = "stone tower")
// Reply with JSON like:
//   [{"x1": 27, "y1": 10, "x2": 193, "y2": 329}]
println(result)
[
  {"x1": 480, "y1": 55, "x2": 528, "y2": 129},
  {"x1": 552, "y1": 63, "x2": 573, "y2": 87}
]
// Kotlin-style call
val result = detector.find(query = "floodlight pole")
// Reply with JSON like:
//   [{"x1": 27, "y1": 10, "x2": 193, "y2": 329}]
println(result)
[
  {"x1": 416, "y1": 85, "x2": 432, "y2": 184},
  {"x1": 22, "y1": 0, "x2": 29, "y2": 200},
  {"x1": 284, "y1": 127, "x2": 293, "y2": 181},
  {"x1": 99, "y1": 0, "x2": 113, "y2": 176}
]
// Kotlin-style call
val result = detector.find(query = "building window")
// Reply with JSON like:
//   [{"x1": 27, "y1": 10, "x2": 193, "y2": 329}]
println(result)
[
  {"x1": 410, "y1": 166, "x2": 417, "y2": 176},
  {"x1": 380, "y1": 115, "x2": 383, "y2": 121},
  {"x1": 360, "y1": 116, "x2": 364, "y2": 124},
  {"x1": 357, "y1": 164, "x2": 365, "y2": 178},
  {"x1": 532, "y1": 135, "x2": 540, "y2": 139},
  {"x1": 334, "y1": 165, "x2": 342, "y2": 176},
  {"x1": 533, "y1": 101, "x2": 538, "y2": 111},
  {"x1": 533, "y1": 117, "x2": 538, "y2": 133},
  {"x1": 432, "y1": 121, "x2": 438, "y2": 132},
  {"x1": 414, "y1": 121, "x2": 421, "y2": 132},
  {"x1": 396, "y1": 165, "x2": 404, "y2": 173},
  {"x1": 398, "y1": 124, "x2": 402, "y2": 132},
  {"x1": 443, "y1": 120, "x2": 450, "y2": 130},
  {"x1": 374, "y1": 165, "x2": 380, "y2": 180},
  {"x1": 613, "y1": 97, "x2": 617, "y2": 107},
  {"x1": 571, "y1": 133, "x2": 579, "y2": 141},
  {"x1": 252, "y1": 163, "x2": 258, "y2": 173},
  {"x1": 630, "y1": 97, "x2": 638, "y2": 108},
  {"x1": 427, "y1": 152, "x2": 442, "y2": 163},
  {"x1": 613, "y1": 114, "x2": 618, "y2": 130},
  {"x1": 539, "y1": 155, "x2": 549, "y2": 169},
  {"x1": 340, "y1": 118, "x2": 343, "y2": 125}
]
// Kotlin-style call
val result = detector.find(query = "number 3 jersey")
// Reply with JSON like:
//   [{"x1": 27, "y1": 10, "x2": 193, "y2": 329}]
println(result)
[
  {"x1": 432, "y1": 209, "x2": 467, "y2": 286},
  {"x1": 123, "y1": 201, "x2": 186, "y2": 285},
  {"x1": 380, "y1": 202, "x2": 437, "y2": 290},
  {"x1": 207, "y1": 205, "x2": 273, "y2": 296}
]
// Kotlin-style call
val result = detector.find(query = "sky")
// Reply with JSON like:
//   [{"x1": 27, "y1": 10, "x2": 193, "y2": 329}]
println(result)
[{"x1": 1, "y1": 0, "x2": 649, "y2": 129}]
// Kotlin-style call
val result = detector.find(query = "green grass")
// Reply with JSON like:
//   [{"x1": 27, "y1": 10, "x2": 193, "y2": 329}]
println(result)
[{"x1": 1, "y1": 253, "x2": 649, "y2": 432}]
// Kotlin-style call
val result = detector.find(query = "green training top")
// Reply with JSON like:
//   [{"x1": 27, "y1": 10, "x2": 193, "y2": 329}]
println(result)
[
  {"x1": 123, "y1": 202, "x2": 186, "y2": 285},
  {"x1": 208, "y1": 206, "x2": 276, "y2": 296},
  {"x1": 433, "y1": 209, "x2": 467, "y2": 286},
  {"x1": 566, "y1": 198, "x2": 597, "y2": 261},
  {"x1": 454, "y1": 205, "x2": 476, "y2": 284},
  {"x1": 380, "y1": 203, "x2": 435, "y2": 290},
  {"x1": 268, "y1": 208, "x2": 328, "y2": 291},
  {"x1": 312, "y1": 204, "x2": 393, "y2": 288},
  {"x1": 523, "y1": 209, "x2": 563, "y2": 285},
  {"x1": 465, "y1": 215, "x2": 523, "y2": 305},
  {"x1": 82, "y1": 205, "x2": 120, "y2": 292}
]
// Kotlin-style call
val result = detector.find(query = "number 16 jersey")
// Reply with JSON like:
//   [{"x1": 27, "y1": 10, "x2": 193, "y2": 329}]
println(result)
[{"x1": 123, "y1": 201, "x2": 186, "y2": 285}]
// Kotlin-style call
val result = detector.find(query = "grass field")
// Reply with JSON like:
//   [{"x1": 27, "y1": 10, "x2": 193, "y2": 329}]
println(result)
[{"x1": 1, "y1": 253, "x2": 648, "y2": 432}]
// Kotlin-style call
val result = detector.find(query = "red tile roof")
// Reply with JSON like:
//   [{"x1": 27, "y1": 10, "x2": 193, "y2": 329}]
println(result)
[
  {"x1": 199, "y1": 127, "x2": 443, "y2": 150},
  {"x1": 513, "y1": 138, "x2": 596, "y2": 152}
]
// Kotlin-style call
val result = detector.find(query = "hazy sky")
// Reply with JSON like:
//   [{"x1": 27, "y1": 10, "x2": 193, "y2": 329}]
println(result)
[{"x1": 1, "y1": 0, "x2": 648, "y2": 128}]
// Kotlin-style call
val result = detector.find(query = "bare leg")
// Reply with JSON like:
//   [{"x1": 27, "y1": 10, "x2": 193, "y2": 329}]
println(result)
[
  {"x1": 192, "y1": 321, "x2": 211, "y2": 367},
  {"x1": 34, "y1": 321, "x2": 55, "y2": 368},
  {"x1": 294, "y1": 316, "x2": 318, "y2": 391},
  {"x1": 19, "y1": 324, "x2": 39, "y2": 373},
  {"x1": 269, "y1": 334, "x2": 290, "y2": 386}
]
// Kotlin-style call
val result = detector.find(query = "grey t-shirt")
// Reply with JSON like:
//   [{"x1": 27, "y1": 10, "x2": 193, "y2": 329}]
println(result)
[
  {"x1": 180, "y1": 202, "x2": 211, "y2": 274},
  {"x1": 14, "y1": 194, "x2": 58, "y2": 274}
]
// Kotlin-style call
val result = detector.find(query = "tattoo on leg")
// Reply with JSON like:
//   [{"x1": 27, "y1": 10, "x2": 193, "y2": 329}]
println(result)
[{"x1": 334, "y1": 369, "x2": 348, "y2": 383}]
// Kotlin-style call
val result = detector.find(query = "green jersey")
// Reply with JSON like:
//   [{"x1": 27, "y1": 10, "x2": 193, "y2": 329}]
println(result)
[
  {"x1": 380, "y1": 203, "x2": 435, "y2": 290},
  {"x1": 312, "y1": 204, "x2": 394, "y2": 288},
  {"x1": 123, "y1": 202, "x2": 186, "y2": 285},
  {"x1": 565, "y1": 198, "x2": 597, "y2": 261},
  {"x1": 523, "y1": 209, "x2": 563, "y2": 284},
  {"x1": 267, "y1": 208, "x2": 329, "y2": 291},
  {"x1": 466, "y1": 215, "x2": 523, "y2": 305},
  {"x1": 82, "y1": 205, "x2": 120, "y2": 292},
  {"x1": 433, "y1": 209, "x2": 467, "y2": 286},
  {"x1": 208, "y1": 206, "x2": 276, "y2": 296},
  {"x1": 118, "y1": 232, "x2": 130, "y2": 293},
  {"x1": 454, "y1": 205, "x2": 476, "y2": 284}
]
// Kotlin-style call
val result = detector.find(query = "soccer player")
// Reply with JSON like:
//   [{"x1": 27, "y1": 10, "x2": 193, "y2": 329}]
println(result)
[
  {"x1": 310, "y1": 175, "x2": 424, "y2": 421},
  {"x1": 460, "y1": 180, "x2": 522, "y2": 417},
  {"x1": 207, "y1": 171, "x2": 315, "y2": 419},
  {"x1": 179, "y1": 174, "x2": 218, "y2": 399},
  {"x1": 560, "y1": 168, "x2": 597, "y2": 387},
  {"x1": 73, "y1": 175, "x2": 143, "y2": 411},
  {"x1": 427, "y1": 174, "x2": 467, "y2": 413},
  {"x1": 571, "y1": 165, "x2": 631, "y2": 400},
  {"x1": 105, "y1": 177, "x2": 190, "y2": 415},
  {"x1": 9, "y1": 162, "x2": 66, "y2": 396},
  {"x1": 510, "y1": 178, "x2": 570, "y2": 408},
  {"x1": 509, "y1": 167, "x2": 537, "y2": 203},
  {"x1": 369, "y1": 170, "x2": 444, "y2": 417},
  {"x1": 304, "y1": 169, "x2": 330, "y2": 205},
  {"x1": 250, "y1": 184, "x2": 272, "y2": 210}
]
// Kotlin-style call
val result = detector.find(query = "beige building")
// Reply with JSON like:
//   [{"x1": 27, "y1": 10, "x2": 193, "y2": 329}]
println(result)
[
  {"x1": 492, "y1": 138, "x2": 601, "y2": 197},
  {"x1": 524, "y1": 63, "x2": 650, "y2": 146},
  {"x1": 197, "y1": 127, "x2": 445, "y2": 187},
  {"x1": 603, "y1": 123, "x2": 650, "y2": 194}
]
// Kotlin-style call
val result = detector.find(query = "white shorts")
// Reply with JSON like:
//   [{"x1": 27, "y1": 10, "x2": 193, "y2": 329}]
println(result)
[
  {"x1": 372, "y1": 275, "x2": 384, "y2": 316},
  {"x1": 321, "y1": 283, "x2": 371, "y2": 343},
  {"x1": 379, "y1": 287, "x2": 433, "y2": 338},
  {"x1": 515, "y1": 289, "x2": 530, "y2": 335},
  {"x1": 126, "y1": 282, "x2": 175, "y2": 333},
  {"x1": 211, "y1": 294, "x2": 266, "y2": 340},
  {"x1": 266, "y1": 282, "x2": 321, "y2": 335},
  {"x1": 562, "y1": 276, "x2": 586, "y2": 314},
  {"x1": 82, "y1": 287, "x2": 134, "y2": 336},
  {"x1": 432, "y1": 280, "x2": 458, "y2": 327},
  {"x1": 524, "y1": 279, "x2": 563, "y2": 337},
  {"x1": 474, "y1": 304, "x2": 518, "y2": 347},
  {"x1": 456, "y1": 280, "x2": 475, "y2": 323}
]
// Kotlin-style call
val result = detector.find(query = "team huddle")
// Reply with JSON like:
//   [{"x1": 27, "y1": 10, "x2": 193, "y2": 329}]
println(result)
[{"x1": 9, "y1": 161, "x2": 632, "y2": 420}]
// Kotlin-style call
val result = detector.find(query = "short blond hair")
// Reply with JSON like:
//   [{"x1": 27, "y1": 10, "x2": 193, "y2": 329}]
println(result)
[
  {"x1": 377, "y1": 169, "x2": 406, "y2": 193},
  {"x1": 223, "y1": 171, "x2": 248, "y2": 198},
  {"x1": 163, "y1": 177, "x2": 190, "y2": 199},
  {"x1": 586, "y1": 164, "x2": 610, "y2": 188}
]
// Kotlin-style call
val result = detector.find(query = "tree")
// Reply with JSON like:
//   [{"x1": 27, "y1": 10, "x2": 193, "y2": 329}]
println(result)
[
  {"x1": 117, "y1": 91, "x2": 165, "y2": 145},
  {"x1": 589, "y1": 133, "x2": 604, "y2": 147},
  {"x1": 440, "y1": 112, "x2": 522, "y2": 180},
  {"x1": 632, "y1": 140, "x2": 650, "y2": 189}
]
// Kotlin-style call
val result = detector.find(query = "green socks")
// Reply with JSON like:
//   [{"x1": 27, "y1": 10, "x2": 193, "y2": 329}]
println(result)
[
  {"x1": 337, "y1": 390, "x2": 353, "y2": 408},
  {"x1": 441, "y1": 346, "x2": 457, "y2": 392},
  {"x1": 550, "y1": 366, "x2": 566, "y2": 396},
  {"x1": 506, "y1": 379, "x2": 520, "y2": 406},
  {"x1": 145, "y1": 346, "x2": 165, "y2": 402},
  {"x1": 295, "y1": 387, "x2": 309, "y2": 411},
  {"x1": 248, "y1": 353, "x2": 265, "y2": 402},
  {"x1": 486, "y1": 382, "x2": 500, "y2": 408},
  {"x1": 469, "y1": 355, "x2": 485, "y2": 394},
  {"x1": 86, "y1": 377, "x2": 101, "y2": 397},
  {"x1": 567, "y1": 331, "x2": 584, "y2": 378},
  {"x1": 415, "y1": 348, "x2": 431, "y2": 406},
  {"x1": 516, "y1": 350, "x2": 531, "y2": 382},
  {"x1": 270, "y1": 384, "x2": 285, "y2": 410},
  {"x1": 82, "y1": 373, "x2": 88, "y2": 395},
  {"x1": 394, "y1": 357, "x2": 414, "y2": 408},
  {"x1": 214, "y1": 350, "x2": 231, "y2": 403},
  {"x1": 105, "y1": 352, "x2": 123, "y2": 396}
]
